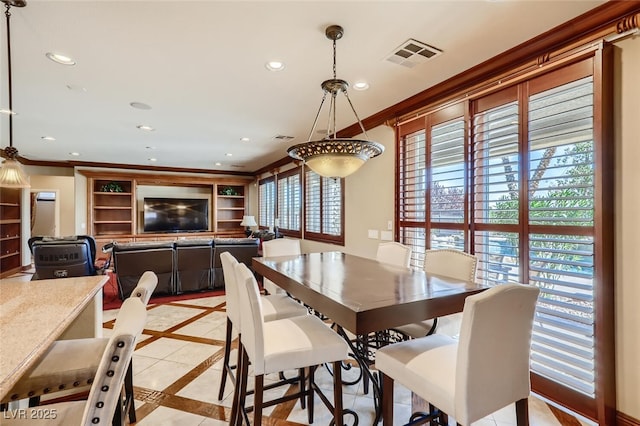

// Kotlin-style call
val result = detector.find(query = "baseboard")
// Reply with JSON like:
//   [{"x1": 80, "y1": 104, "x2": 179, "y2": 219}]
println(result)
[{"x1": 618, "y1": 411, "x2": 640, "y2": 426}]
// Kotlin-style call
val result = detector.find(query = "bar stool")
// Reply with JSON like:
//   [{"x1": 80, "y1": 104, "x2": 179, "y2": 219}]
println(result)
[
  {"x1": 217, "y1": 252, "x2": 308, "y2": 401},
  {"x1": 2, "y1": 271, "x2": 157, "y2": 424},
  {"x1": 231, "y1": 262, "x2": 350, "y2": 425},
  {"x1": 376, "y1": 284, "x2": 539, "y2": 425},
  {"x1": 1, "y1": 297, "x2": 148, "y2": 426}
]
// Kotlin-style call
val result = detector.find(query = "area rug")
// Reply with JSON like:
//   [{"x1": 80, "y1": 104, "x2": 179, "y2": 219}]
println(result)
[{"x1": 102, "y1": 273, "x2": 225, "y2": 310}]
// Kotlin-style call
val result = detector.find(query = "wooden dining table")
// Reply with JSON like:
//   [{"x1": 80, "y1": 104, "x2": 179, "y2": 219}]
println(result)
[
  {"x1": 0, "y1": 275, "x2": 108, "y2": 401},
  {"x1": 252, "y1": 251, "x2": 490, "y2": 424}
]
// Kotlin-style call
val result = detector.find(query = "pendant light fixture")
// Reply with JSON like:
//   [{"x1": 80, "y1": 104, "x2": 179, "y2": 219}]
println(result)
[
  {"x1": 0, "y1": 0, "x2": 29, "y2": 188},
  {"x1": 287, "y1": 25, "x2": 384, "y2": 179}
]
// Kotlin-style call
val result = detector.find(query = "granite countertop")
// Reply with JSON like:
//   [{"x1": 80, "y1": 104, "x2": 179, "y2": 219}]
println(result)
[{"x1": 0, "y1": 275, "x2": 108, "y2": 400}]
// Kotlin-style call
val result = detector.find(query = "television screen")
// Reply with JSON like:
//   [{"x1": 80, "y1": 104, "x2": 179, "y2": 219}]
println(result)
[{"x1": 143, "y1": 198, "x2": 209, "y2": 233}]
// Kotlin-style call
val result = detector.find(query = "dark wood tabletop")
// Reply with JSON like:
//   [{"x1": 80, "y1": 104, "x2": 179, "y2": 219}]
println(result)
[{"x1": 252, "y1": 251, "x2": 490, "y2": 335}]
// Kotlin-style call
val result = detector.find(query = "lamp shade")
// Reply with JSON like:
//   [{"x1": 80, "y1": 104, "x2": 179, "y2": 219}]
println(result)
[
  {"x1": 240, "y1": 215, "x2": 257, "y2": 227},
  {"x1": 0, "y1": 158, "x2": 30, "y2": 188}
]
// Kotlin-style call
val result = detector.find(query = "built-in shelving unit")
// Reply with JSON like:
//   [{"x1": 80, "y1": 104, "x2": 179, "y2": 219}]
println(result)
[
  {"x1": 82, "y1": 172, "x2": 250, "y2": 246},
  {"x1": 214, "y1": 183, "x2": 246, "y2": 235},
  {"x1": 0, "y1": 187, "x2": 22, "y2": 277},
  {"x1": 91, "y1": 178, "x2": 135, "y2": 236}
]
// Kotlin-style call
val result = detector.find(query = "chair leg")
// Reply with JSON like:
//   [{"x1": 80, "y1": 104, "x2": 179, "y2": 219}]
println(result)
[
  {"x1": 229, "y1": 341, "x2": 245, "y2": 426},
  {"x1": 515, "y1": 397, "x2": 529, "y2": 426},
  {"x1": 381, "y1": 372, "x2": 394, "y2": 425},
  {"x1": 307, "y1": 366, "x2": 315, "y2": 424},
  {"x1": 218, "y1": 317, "x2": 233, "y2": 400},
  {"x1": 299, "y1": 367, "x2": 306, "y2": 409},
  {"x1": 124, "y1": 361, "x2": 136, "y2": 423},
  {"x1": 332, "y1": 360, "x2": 344, "y2": 426},
  {"x1": 254, "y1": 375, "x2": 264, "y2": 426}
]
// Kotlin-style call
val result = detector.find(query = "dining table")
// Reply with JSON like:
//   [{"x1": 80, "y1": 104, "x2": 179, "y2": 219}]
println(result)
[
  {"x1": 0, "y1": 275, "x2": 108, "y2": 402},
  {"x1": 252, "y1": 251, "x2": 490, "y2": 424}
]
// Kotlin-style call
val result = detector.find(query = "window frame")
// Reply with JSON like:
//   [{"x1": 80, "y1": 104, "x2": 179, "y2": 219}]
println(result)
[{"x1": 395, "y1": 47, "x2": 614, "y2": 423}]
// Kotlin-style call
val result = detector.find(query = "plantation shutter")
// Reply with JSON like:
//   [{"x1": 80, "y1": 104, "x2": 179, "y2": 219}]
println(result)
[
  {"x1": 398, "y1": 119, "x2": 427, "y2": 268},
  {"x1": 527, "y1": 75, "x2": 596, "y2": 397},
  {"x1": 472, "y1": 88, "x2": 521, "y2": 285},
  {"x1": 258, "y1": 177, "x2": 275, "y2": 228},
  {"x1": 428, "y1": 111, "x2": 466, "y2": 252},
  {"x1": 305, "y1": 170, "x2": 321, "y2": 233},
  {"x1": 277, "y1": 168, "x2": 302, "y2": 236},
  {"x1": 322, "y1": 177, "x2": 342, "y2": 236}
]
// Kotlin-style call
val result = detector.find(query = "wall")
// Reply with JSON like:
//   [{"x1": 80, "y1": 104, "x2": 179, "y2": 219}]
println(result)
[{"x1": 614, "y1": 36, "x2": 640, "y2": 420}]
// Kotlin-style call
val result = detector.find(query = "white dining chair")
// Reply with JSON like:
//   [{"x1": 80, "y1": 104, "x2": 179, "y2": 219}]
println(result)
[
  {"x1": 217, "y1": 251, "x2": 308, "y2": 401},
  {"x1": 393, "y1": 249, "x2": 478, "y2": 339},
  {"x1": 231, "y1": 262, "x2": 350, "y2": 426},
  {"x1": 376, "y1": 241, "x2": 412, "y2": 269},
  {"x1": 261, "y1": 238, "x2": 301, "y2": 295},
  {"x1": 1, "y1": 297, "x2": 148, "y2": 425},
  {"x1": 376, "y1": 283, "x2": 539, "y2": 426},
  {"x1": 2, "y1": 272, "x2": 157, "y2": 424}
]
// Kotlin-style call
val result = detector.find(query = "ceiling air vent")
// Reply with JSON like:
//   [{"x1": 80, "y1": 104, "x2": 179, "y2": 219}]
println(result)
[
  {"x1": 273, "y1": 134, "x2": 295, "y2": 141},
  {"x1": 386, "y1": 39, "x2": 442, "y2": 68}
]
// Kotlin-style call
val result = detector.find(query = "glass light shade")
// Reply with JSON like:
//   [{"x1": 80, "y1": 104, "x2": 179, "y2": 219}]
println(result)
[
  {"x1": 240, "y1": 215, "x2": 258, "y2": 227},
  {"x1": 305, "y1": 155, "x2": 365, "y2": 179},
  {"x1": 0, "y1": 158, "x2": 30, "y2": 188}
]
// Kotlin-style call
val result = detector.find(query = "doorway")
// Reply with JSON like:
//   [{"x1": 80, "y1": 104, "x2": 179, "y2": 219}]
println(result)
[{"x1": 30, "y1": 190, "x2": 60, "y2": 237}]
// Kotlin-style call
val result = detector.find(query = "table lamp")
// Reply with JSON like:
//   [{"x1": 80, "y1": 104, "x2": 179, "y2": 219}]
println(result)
[{"x1": 240, "y1": 215, "x2": 257, "y2": 237}]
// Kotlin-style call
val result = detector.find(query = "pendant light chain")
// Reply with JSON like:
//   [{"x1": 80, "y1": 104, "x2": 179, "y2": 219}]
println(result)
[
  {"x1": 332, "y1": 37, "x2": 337, "y2": 80},
  {"x1": 5, "y1": 3, "x2": 14, "y2": 151}
]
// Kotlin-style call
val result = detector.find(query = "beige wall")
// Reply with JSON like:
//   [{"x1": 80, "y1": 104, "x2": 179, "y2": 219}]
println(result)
[{"x1": 614, "y1": 36, "x2": 640, "y2": 419}]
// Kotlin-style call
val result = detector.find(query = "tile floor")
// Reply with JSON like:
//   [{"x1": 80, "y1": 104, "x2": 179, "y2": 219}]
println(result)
[{"x1": 99, "y1": 294, "x2": 594, "y2": 426}]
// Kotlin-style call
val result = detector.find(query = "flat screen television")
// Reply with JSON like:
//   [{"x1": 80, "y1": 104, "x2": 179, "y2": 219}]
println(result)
[{"x1": 143, "y1": 198, "x2": 209, "y2": 233}]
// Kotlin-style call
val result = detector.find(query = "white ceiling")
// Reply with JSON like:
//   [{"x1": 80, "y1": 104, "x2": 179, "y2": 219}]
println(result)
[{"x1": 0, "y1": 0, "x2": 605, "y2": 174}]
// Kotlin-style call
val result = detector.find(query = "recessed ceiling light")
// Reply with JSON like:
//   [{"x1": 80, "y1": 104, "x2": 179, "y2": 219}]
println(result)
[
  {"x1": 0, "y1": 109, "x2": 16, "y2": 115},
  {"x1": 46, "y1": 52, "x2": 76, "y2": 66},
  {"x1": 353, "y1": 81, "x2": 369, "y2": 91},
  {"x1": 240, "y1": 137, "x2": 250, "y2": 142},
  {"x1": 225, "y1": 153, "x2": 233, "y2": 157},
  {"x1": 130, "y1": 101, "x2": 152, "y2": 110},
  {"x1": 136, "y1": 125, "x2": 155, "y2": 131},
  {"x1": 215, "y1": 162, "x2": 222, "y2": 166},
  {"x1": 41, "y1": 136, "x2": 56, "y2": 141},
  {"x1": 148, "y1": 158, "x2": 157, "y2": 162},
  {"x1": 69, "y1": 152, "x2": 80, "y2": 156},
  {"x1": 265, "y1": 61, "x2": 285, "y2": 71}
]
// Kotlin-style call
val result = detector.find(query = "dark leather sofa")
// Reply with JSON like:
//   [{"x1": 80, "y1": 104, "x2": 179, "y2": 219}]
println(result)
[{"x1": 111, "y1": 238, "x2": 259, "y2": 299}]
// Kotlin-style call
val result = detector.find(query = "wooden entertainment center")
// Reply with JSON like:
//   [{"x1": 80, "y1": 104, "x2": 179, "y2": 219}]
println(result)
[{"x1": 81, "y1": 171, "x2": 253, "y2": 250}]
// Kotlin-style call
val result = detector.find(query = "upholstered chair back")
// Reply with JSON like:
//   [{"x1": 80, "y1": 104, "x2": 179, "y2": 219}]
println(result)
[
  {"x1": 129, "y1": 271, "x2": 158, "y2": 305},
  {"x1": 81, "y1": 297, "x2": 147, "y2": 424},
  {"x1": 262, "y1": 238, "x2": 301, "y2": 257},
  {"x1": 376, "y1": 242, "x2": 412, "y2": 269},
  {"x1": 455, "y1": 284, "x2": 539, "y2": 425},
  {"x1": 220, "y1": 252, "x2": 240, "y2": 327},
  {"x1": 235, "y1": 262, "x2": 266, "y2": 374},
  {"x1": 261, "y1": 238, "x2": 301, "y2": 294},
  {"x1": 424, "y1": 249, "x2": 478, "y2": 282}
]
